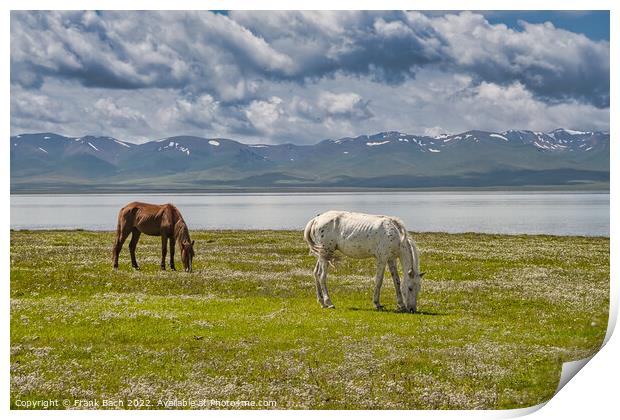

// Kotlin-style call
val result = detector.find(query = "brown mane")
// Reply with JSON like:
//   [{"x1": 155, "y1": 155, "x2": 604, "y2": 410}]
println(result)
[{"x1": 174, "y1": 217, "x2": 192, "y2": 246}]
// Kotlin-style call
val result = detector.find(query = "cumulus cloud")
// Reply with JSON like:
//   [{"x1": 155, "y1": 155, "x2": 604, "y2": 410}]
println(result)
[
  {"x1": 317, "y1": 92, "x2": 373, "y2": 120},
  {"x1": 430, "y1": 12, "x2": 610, "y2": 107},
  {"x1": 454, "y1": 81, "x2": 610, "y2": 131},
  {"x1": 92, "y1": 98, "x2": 146, "y2": 128},
  {"x1": 245, "y1": 97, "x2": 285, "y2": 134},
  {"x1": 230, "y1": 10, "x2": 446, "y2": 84},
  {"x1": 159, "y1": 94, "x2": 219, "y2": 130},
  {"x1": 12, "y1": 11, "x2": 609, "y2": 106},
  {"x1": 11, "y1": 90, "x2": 72, "y2": 125},
  {"x1": 10, "y1": 10, "x2": 609, "y2": 143},
  {"x1": 10, "y1": 11, "x2": 294, "y2": 102}
]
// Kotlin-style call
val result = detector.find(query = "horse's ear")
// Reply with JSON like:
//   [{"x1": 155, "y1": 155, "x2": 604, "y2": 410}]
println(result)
[
  {"x1": 420, "y1": 272, "x2": 426, "y2": 278},
  {"x1": 191, "y1": 240, "x2": 195, "y2": 246},
  {"x1": 408, "y1": 269, "x2": 414, "y2": 277}
]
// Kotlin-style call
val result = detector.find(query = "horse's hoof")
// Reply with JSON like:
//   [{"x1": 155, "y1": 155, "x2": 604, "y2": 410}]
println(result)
[
  {"x1": 396, "y1": 306, "x2": 407, "y2": 313},
  {"x1": 326, "y1": 304, "x2": 335, "y2": 309},
  {"x1": 132, "y1": 266, "x2": 140, "y2": 270},
  {"x1": 170, "y1": 267, "x2": 176, "y2": 271},
  {"x1": 375, "y1": 305, "x2": 385, "y2": 311}
]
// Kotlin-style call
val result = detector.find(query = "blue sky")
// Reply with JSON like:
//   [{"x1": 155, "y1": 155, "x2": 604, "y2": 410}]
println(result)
[
  {"x1": 10, "y1": 10, "x2": 610, "y2": 144},
  {"x1": 484, "y1": 11, "x2": 609, "y2": 41}
]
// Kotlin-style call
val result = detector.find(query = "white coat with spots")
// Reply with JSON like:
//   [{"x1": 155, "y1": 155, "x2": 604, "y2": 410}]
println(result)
[{"x1": 303, "y1": 210, "x2": 424, "y2": 312}]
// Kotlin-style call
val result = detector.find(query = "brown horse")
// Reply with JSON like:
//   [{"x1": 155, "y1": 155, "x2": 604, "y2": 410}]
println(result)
[{"x1": 113, "y1": 202, "x2": 195, "y2": 272}]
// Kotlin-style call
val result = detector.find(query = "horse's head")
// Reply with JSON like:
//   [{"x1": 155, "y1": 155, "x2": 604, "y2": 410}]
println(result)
[
  {"x1": 180, "y1": 240, "x2": 195, "y2": 272},
  {"x1": 402, "y1": 269, "x2": 424, "y2": 313}
]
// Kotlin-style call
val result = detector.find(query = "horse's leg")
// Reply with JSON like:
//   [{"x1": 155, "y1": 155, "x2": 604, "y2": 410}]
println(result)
[
  {"x1": 160, "y1": 234, "x2": 168, "y2": 270},
  {"x1": 313, "y1": 260, "x2": 324, "y2": 306},
  {"x1": 128, "y1": 229, "x2": 141, "y2": 269},
  {"x1": 169, "y1": 237, "x2": 176, "y2": 271},
  {"x1": 317, "y1": 259, "x2": 334, "y2": 309},
  {"x1": 373, "y1": 260, "x2": 387, "y2": 310},
  {"x1": 388, "y1": 259, "x2": 406, "y2": 311},
  {"x1": 113, "y1": 223, "x2": 132, "y2": 269}
]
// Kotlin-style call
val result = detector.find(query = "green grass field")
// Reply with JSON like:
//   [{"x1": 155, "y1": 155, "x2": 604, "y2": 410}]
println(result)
[{"x1": 10, "y1": 230, "x2": 609, "y2": 409}]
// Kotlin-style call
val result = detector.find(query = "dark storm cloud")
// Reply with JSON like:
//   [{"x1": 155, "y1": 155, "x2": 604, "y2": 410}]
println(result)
[
  {"x1": 429, "y1": 13, "x2": 610, "y2": 107},
  {"x1": 231, "y1": 11, "x2": 448, "y2": 85},
  {"x1": 11, "y1": 10, "x2": 610, "y2": 108},
  {"x1": 10, "y1": 11, "x2": 296, "y2": 103},
  {"x1": 9, "y1": 11, "x2": 610, "y2": 143}
]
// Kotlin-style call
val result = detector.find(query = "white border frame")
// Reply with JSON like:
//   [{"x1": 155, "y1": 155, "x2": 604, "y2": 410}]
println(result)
[{"x1": 2, "y1": 2, "x2": 616, "y2": 418}]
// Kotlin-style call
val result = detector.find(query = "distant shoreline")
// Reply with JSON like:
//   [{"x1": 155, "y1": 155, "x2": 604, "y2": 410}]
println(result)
[
  {"x1": 8, "y1": 228, "x2": 611, "y2": 239},
  {"x1": 9, "y1": 185, "x2": 611, "y2": 195}
]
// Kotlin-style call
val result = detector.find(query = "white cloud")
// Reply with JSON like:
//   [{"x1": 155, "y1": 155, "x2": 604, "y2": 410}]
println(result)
[
  {"x1": 428, "y1": 11, "x2": 609, "y2": 106},
  {"x1": 159, "y1": 94, "x2": 219, "y2": 130},
  {"x1": 317, "y1": 92, "x2": 373, "y2": 120},
  {"x1": 245, "y1": 97, "x2": 285, "y2": 134},
  {"x1": 93, "y1": 98, "x2": 146, "y2": 127},
  {"x1": 9, "y1": 11, "x2": 609, "y2": 144}
]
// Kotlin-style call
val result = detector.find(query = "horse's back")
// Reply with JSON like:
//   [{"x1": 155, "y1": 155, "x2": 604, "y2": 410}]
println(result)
[
  {"x1": 118, "y1": 202, "x2": 178, "y2": 236},
  {"x1": 310, "y1": 210, "x2": 402, "y2": 259},
  {"x1": 314, "y1": 210, "x2": 396, "y2": 233}
]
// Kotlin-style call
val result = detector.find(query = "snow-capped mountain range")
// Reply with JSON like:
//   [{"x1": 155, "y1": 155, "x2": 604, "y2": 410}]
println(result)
[{"x1": 10, "y1": 129, "x2": 609, "y2": 192}]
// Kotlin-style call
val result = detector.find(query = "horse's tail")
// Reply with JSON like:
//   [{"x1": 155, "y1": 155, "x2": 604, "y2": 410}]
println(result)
[
  {"x1": 303, "y1": 217, "x2": 322, "y2": 257},
  {"x1": 304, "y1": 214, "x2": 340, "y2": 267},
  {"x1": 112, "y1": 208, "x2": 124, "y2": 257}
]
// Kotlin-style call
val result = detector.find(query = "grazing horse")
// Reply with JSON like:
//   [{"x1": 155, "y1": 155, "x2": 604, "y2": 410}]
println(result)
[
  {"x1": 113, "y1": 202, "x2": 195, "y2": 272},
  {"x1": 303, "y1": 210, "x2": 424, "y2": 312}
]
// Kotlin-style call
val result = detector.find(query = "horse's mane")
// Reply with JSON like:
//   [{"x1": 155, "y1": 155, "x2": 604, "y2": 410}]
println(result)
[
  {"x1": 390, "y1": 217, "x2": 420, "y2": 275},
  {"x1": 169, "y1": 205, "x2": 191, "y2": 245},
  {"x1": 408, "y1": 238, "x2": 421, "y2": 273},
  {"x1": 174, "y1": 219, "x2": 190, "y2": 243}
]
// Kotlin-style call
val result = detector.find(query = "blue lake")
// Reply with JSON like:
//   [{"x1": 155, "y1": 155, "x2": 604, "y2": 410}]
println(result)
[{"x1": 10, "y1": 191, "x2": 609, "y2": 236}]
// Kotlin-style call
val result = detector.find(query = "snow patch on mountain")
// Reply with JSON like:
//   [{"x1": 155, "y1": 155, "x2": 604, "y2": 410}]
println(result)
[
  {"x1": 366, "y1": 141, "x2": 390, "y2": 146},
  {"x1": 114, "y1": 140, "x2": 131, "y2": 148},
  {"x1": 158, "y1": 141, "x2": 190, "y2": 156},
  {"x1": 88, "y1": 142, "x2": 99, "y2": 151},
  {"x1": 490, "y1": 134, "x2": 508, "y2": 141},
  {"x1": 209, "y1": 140, "x2": 220, "y2": 146},
  {"x1": 38, "y1": 147, "x2": 48, "y2": 154},
  {"x1": 562, "y1": 129, "x2": 587, "y2": 135}
]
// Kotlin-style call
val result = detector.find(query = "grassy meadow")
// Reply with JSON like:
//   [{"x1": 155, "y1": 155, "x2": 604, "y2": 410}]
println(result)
[{"x1": 10, "y1": 230, "x2": 609, "y2": 409}]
